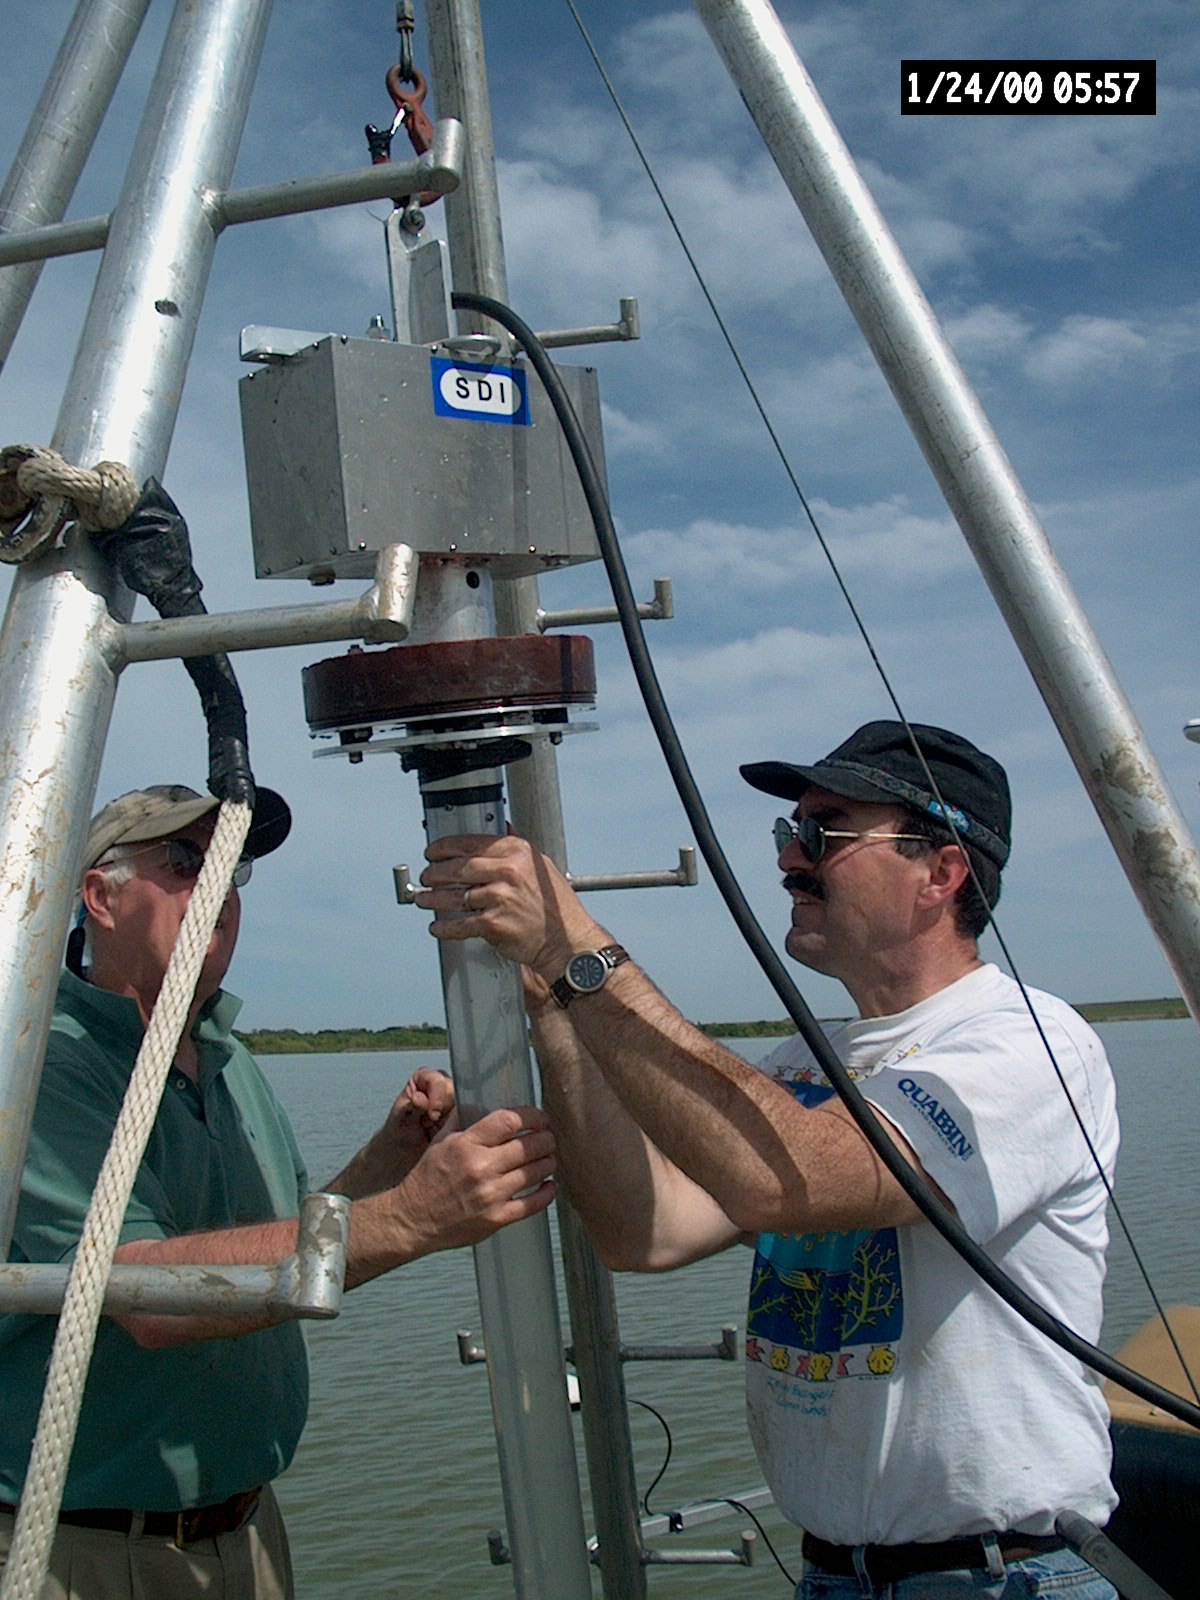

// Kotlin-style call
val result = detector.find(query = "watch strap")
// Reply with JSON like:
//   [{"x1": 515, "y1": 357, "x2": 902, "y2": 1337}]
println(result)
[{"x1": 550, "y1": 944, "x2": 630, "y2": 1008}]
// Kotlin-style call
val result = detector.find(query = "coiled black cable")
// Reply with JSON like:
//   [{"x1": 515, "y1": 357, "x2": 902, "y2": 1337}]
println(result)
[{"x1": 452, "y1": 286, "x2": 1200, "y2": 1434}]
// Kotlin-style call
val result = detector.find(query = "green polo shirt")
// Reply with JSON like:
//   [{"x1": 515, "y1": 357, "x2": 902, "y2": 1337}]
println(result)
[{"x1": 0, "y1": 970, "x2": 310, "y2": 1510}]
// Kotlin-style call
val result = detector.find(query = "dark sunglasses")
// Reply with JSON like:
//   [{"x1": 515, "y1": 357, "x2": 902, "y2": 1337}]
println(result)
[
  {"x1": 164, "y1": 836, "x2": 252, "y2": 889},
  {"x1": 106, "y1": 836, "x2": 252, "y2": 889},
  {"x1": 773, "y1": 815, "x2": 928, "y2": 863}
]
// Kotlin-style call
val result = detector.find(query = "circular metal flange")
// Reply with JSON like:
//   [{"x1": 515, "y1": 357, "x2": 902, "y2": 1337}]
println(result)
[
  {"x1": 311, "y1": 706, "x2": 597, "y2": 760},
  {"x1": 302, "y1": 634, "x2": 596, "y2": 731}
]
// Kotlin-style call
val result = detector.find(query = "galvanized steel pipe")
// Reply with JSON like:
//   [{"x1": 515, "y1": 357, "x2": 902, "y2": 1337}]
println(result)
[{"x1": 0, "y1": 0, "x2": 151, "y2": 369}]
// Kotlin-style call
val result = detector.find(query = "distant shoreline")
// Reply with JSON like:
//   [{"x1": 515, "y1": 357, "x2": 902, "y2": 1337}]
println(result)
[{"x1": 236, "y1": 997, "x2": 1188, "y2": 1054}]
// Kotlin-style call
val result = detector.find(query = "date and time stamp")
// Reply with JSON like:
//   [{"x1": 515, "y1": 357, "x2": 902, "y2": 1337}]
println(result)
[{"x1": 901, "y1": 60, "x2": 1155, "y2": 115}]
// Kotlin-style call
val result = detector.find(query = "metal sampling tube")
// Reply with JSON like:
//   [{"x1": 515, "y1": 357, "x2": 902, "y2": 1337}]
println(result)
[
  {"x1": 419, "y1": 771, "x2": 593, "y2": 1600},
  {"x1": 423, "y1": 5, "x2": 651, "y2": 1592}
]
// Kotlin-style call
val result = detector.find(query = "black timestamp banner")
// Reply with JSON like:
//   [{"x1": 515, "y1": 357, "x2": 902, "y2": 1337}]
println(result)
[{"x1": 901, "y1": 60, "x2": 1155, "y2": 115}]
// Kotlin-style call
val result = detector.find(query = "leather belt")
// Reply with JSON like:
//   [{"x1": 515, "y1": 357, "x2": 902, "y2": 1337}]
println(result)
[
  {"x1": 0, "y1": 1487, "x2": 262, "y2": 1548},
  {"x1": 802, "y1": 1530, "x2": 1066, "y2": 1582}
]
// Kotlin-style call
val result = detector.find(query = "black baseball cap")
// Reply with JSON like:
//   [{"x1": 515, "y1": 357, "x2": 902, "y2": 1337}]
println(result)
[{"x1": 740, "y1": 721, "x2": 1011, "y2": 867}]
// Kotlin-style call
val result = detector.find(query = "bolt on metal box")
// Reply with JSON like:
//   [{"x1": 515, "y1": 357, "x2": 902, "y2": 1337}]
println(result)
[{"x1": 239, "y1": 335, "x2": 607, "y2": 580}]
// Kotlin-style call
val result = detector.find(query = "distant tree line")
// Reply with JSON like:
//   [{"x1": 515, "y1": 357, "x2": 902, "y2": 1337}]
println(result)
[
  {"x1": 236, "y1": 998, "x2": 1184, "y2": 1055},
  {"x1": 235, "y1": 1024, "x2": 449, "y2": 1055}
]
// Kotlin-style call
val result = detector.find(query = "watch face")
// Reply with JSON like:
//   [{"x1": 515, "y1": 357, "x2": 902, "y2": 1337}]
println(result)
[{"x1": 567, "y1": 951, "x2": 608, "y2": 993}]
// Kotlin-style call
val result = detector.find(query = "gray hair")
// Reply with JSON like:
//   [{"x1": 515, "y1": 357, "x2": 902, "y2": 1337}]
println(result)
[
  {"x1": 75, "y1": 843, "x2": 144, "y2": 967},
  {"x1": 89, "y1": 843, "x2": 141, "y2": 888}
]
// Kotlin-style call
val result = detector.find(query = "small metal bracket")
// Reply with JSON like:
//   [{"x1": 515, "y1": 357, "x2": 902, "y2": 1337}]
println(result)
[
  {"x1": 440, "y1": 331, "x2": 507, "y2": 363},
  {"x1": 456, "y1": 1329, "x2": 488, "y2": 1365},
  {"x1": 643, "y1": 1486, "x2": 773, "y2": 1540},
  {"x1": 569, "y1": 846, "x2": 697, "y2": 895},
  {"x1": 615, "y1": 1324, "x2": 738, "y2": 1364},
  {"x1": 632, "y1": 1486, "x2": 770, "y2": 1567},
  {"x1": 538, "y1": 577, "x2": 673, "y2": 632},
  {"x1": 492, "y1": 1521, "x2": 755, "y2": 1571},
  {"x1": 642, "y1": 1530, "x2": 756, "y2": 1566},
  {"x1": 534, "y1": 297, "x2": 640, "y2": 350},
  {"x1": 240, "y1": 324, "x2": 332, "y2": 363},
  {"x1": 395, "y1": 843, "x2": 697, "y2": 905},
  {"x1": 112, "y1": 544, "x2": 417, "y2": 665},
  {"x1": 462, "y1": 1325, "x2": 738, "y2": 1367},
  {"x1": 385, "y1": 214, "x2": 453, "y2": 344},
  {"x1": 393, "y1": 864, "x2": 420, "y2": 905},
  {"x1": 0, "y1": 1193, "x2": 350, "y2": 1320}
]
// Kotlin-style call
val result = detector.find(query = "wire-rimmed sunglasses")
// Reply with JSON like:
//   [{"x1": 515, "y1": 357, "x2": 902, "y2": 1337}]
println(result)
[
  {"x1": 101, "y1": 836, "x2": 253, "y2": 889},
  {"x1": 773, "y1": 815, "x2": 928, "y2": 864}
]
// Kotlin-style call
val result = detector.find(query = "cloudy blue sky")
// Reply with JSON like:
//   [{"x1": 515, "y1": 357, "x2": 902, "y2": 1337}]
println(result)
[{"x1": 1, "y1": 1, "x2": 1197, "y2": 1034}]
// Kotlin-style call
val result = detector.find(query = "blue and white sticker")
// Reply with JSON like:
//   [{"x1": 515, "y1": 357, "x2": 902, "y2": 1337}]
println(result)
[
  {"x1": 927, "y1": 800, "x2": 971, "y2": 834},
  {"x1": 431, "y1": 357, "x2": 530, "y2": 426}
]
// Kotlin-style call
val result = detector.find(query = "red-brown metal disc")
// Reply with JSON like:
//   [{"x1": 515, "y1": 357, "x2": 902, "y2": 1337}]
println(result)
[{"x1": 302, "y1": 634, "x2": 595, "y2": 731}]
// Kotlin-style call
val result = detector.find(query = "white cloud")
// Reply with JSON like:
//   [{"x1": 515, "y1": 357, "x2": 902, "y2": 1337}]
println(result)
[
  {"x1": 943, "y1": 305, "x2": 1033, "y2": 364},
  {"x1": 1025, "y1": 315, "x2": 1150, "y2": 386},
  {"x1": 599, "y1": 399, "x2": 669, "y2": 457},
  {"x1": 498, "y1": 158, "x2": 673, "y2": 326},
  {"x1": 623, "y1": 498, "x2": 966, "y2": 596}
]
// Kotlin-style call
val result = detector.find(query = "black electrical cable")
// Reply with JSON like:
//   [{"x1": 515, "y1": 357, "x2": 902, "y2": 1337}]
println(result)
[
  {"x1": 721, "y1": 1498, "x2": 797, "y2": 1589},
  {"x1": 451, "y1": 287, "x2": 1200, "y2": 1435},
  {"x1": 628, "y1": 1398, "x2": 672, "y2": 1515},
  {"x1": 91, "y1": 479, "x2": 255, "y2": 806},
  {"x1": 630, "y1": 1398, "x2": 797, "y2": 1587}
]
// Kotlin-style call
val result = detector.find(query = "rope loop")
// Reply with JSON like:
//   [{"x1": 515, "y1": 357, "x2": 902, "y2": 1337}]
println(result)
[{"x1": 0, "y1": 446, "x2": 140, "y2": 564}]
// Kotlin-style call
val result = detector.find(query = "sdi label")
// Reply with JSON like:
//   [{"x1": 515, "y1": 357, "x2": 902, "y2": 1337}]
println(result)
[{"x1": 431, "y1": 358, "x2": 530, "y2": 425}]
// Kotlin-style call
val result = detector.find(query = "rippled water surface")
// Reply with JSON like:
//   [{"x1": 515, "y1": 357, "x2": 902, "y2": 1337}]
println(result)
[{"x1": 262, "y1": 1021, "x2": 1199, "y2": 1598}]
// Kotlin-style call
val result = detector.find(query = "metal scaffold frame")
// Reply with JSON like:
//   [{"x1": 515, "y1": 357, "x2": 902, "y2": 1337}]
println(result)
[
  {"x1": 0, "y1": 3, "x2": 649, "y2": 1595},
  {"x1": 3, "y1": 2, "x2": 1198, "y2": 1597}
]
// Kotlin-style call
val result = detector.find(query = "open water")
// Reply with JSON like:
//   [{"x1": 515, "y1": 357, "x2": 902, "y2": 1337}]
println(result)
[{"x1": 261, "y1": 1021, "x2": 1200, "y2": 1600}]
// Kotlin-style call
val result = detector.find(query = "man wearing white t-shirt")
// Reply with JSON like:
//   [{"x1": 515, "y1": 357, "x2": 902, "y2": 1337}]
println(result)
[{"x1": 418, "y1": 720, "x2": 1119, "y2": 1599}]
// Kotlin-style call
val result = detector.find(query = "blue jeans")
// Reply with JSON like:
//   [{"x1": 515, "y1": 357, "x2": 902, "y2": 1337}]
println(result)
[{"x1": 796, "y1": 1546, "x2": 1117, "y2": 1599}]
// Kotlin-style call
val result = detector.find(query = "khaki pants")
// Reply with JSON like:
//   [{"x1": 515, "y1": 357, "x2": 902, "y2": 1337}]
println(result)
[{"x1": 0, "y1": 1485, "x2": 294, "y2": 1600}]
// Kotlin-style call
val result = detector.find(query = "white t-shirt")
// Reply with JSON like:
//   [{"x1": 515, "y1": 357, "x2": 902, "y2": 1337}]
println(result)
[{"x1": 744, "y1": 963, "x2": 1118, "y2": 1544}]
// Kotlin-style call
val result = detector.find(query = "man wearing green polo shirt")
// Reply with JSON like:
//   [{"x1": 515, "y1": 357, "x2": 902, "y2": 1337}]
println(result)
[{"x1": 0, "y1": 784, "x2": 557, "y2": 1600}]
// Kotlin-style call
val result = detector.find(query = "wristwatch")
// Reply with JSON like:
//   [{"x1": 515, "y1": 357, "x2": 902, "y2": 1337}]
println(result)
[{"x1": 550, "y1": 944, "x2": 630, "y2": 1008}]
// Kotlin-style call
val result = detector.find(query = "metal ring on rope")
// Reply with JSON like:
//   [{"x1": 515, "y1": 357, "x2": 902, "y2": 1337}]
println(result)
[{"x1": 0, "y1": 446, "x2": 140, "y2": 564}]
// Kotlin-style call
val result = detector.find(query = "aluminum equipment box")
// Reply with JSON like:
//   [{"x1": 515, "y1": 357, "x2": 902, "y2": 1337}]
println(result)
[{"x1": 239, "y1": 335, "x2": 607, "y2": 580}]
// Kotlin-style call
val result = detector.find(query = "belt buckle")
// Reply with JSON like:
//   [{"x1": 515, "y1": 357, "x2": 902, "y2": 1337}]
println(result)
[{"x1": 174, "y1": 1509, "x2": 196, "y2": 1550}]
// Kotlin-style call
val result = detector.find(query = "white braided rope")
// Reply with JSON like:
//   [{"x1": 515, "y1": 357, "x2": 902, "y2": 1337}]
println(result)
[
  {"x1": 0, "y1": 446, "x2": 140, "y2": 564},
  {"x1": 13, "y1": 448, "x2": 140, "y2": 531},
  {"x1": 0, "y1": 800, "x2": 252, "y2": 1600}
]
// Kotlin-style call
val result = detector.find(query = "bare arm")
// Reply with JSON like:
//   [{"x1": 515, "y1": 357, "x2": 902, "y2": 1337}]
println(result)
[
  {"x1": 527, "y1": 973, "x2": 744, "y2": 1271},
  {"x1": 326, "y1": 1067, "x2": 456, "y2": 1199},
  {"x1": 420, "y1": 835, "x2": 940, "y2": 1238},
  {"x1": 112, "y1": 1103, "x2": 555, "y2": 1348},
  {"x1": 553, "y1": 962, "x2": 932, "y2": 1235}
]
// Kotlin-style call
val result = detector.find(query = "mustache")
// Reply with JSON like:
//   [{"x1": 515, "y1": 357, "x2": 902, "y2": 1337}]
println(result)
[{"x1": 783, "y1": 872, "x2": 824, "y2": 900}]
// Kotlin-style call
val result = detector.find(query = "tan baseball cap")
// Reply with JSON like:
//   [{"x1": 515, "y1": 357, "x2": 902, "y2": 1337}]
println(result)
[{"x1": 84, "y1": 784, "x2": 292, "y2": 873}]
